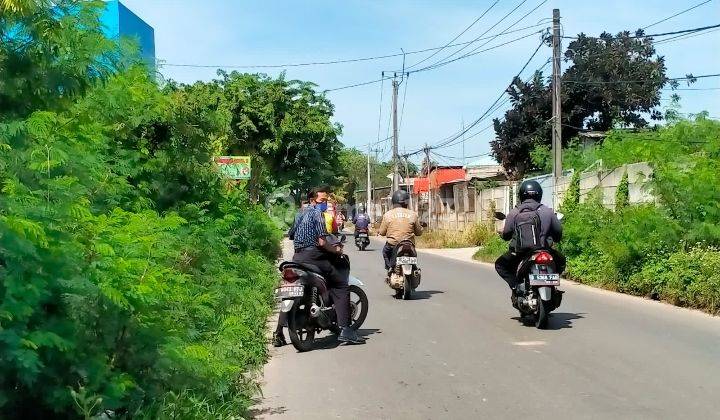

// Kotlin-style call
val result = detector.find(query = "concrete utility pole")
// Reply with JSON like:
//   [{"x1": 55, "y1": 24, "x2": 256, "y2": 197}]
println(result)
[
  {"x1": 424, "y1": 144, "x2": 432, "y2": 230},
  {"x1": 551, "y1": 8, "x2": 563, "y2": 207},
  {"x1": 366, "y1": 142, "x2": 372, "y2": 217},
  {"x1": 391, "y1": 77, "x2": 400, "y2": 192}
]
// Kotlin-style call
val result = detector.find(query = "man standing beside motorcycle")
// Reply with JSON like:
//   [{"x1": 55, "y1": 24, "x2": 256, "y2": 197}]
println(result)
[
  {"x1": 378, "y1": 190, "x2": 423, "y2": 274},
  {"x1": 273, "y1": 186, "x2": 365, "y2": 346},
  {"x1": 494, "y1": 180, "x2": 566, "y2": 304}
]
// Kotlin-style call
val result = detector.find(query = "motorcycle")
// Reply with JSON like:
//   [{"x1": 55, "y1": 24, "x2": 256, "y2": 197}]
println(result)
[
  {"x1": 275, "y1": 237, "x2": 369, "y2": 352},
  {"x1": 387, "y1": 240, "x2": 422, "y2": 300},
  {"x1": 495, "y1": 211, "x2": 564, "y2": 329},
  {"x1": 354, "y1": 228, "x2": 370, "y2": 251}
]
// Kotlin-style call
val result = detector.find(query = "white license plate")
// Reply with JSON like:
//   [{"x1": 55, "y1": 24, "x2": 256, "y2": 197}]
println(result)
[
  {"x1": 275, "y1": 286, "x2": 304, "y2": 298},
  {"x1": 358, "y1": 233, "x2": 368, "y2": 238},
  {"x1": 529, "y1": 274, "x2": 560, "y2": 285},
  {"x1": 396, "y1": 256, "x2": 417, "y2": 265}
]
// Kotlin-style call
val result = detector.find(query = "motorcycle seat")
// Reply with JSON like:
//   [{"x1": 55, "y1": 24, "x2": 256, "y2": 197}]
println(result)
[{"x1": 279, "y1": 261, "x2": 325, "y2": 276}]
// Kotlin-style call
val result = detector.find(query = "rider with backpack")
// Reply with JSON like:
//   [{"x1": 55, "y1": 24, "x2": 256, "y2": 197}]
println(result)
[{"x1": 495, "y1": 180, "x2": 566, "y2": 301}]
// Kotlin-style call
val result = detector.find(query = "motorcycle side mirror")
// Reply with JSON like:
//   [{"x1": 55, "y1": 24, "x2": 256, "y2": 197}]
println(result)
[
  {"x1": 556, "y1": 212, "x2": 565, "y2": 221},
  {"x1": 494, "y1": 211, "x2": 506, "y2": 221}
]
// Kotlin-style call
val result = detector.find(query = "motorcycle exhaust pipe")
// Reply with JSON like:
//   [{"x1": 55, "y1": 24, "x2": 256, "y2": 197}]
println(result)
[{"x1": 310, "y1": 304, "x2": 321, "y2": 318}]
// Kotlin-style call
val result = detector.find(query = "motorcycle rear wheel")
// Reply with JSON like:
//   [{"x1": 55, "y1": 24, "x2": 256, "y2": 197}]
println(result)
[
  {"x1": 402, "y1": 276, "x2": 412, "y2": 300},
  {"x1": 348, "y1": 285, "x2": 369, "y2": 330},
  {"x1": 535, "y1": 297, "x2": 549, "y2": 329},
  {"x1": 288, "y1": 300, "x2": 316, "y2": 352}
]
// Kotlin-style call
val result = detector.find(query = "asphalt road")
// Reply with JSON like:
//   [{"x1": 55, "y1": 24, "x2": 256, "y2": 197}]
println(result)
[{"x1": 254, "y1": 238, "x2": 720, "y2": 419}]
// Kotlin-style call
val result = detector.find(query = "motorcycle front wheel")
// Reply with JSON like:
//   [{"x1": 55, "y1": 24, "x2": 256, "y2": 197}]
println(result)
[{"x1": 287, "y1": 299, "x2": 316, "y2": 352}]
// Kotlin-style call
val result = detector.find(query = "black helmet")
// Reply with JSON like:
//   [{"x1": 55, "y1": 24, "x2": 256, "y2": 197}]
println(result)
[
  {"x1": 391, "y1": 190, "x2": 410, "y2": 207},
  {"x1": 519, "y1": 180, "x2": 543, "y2": 202}
]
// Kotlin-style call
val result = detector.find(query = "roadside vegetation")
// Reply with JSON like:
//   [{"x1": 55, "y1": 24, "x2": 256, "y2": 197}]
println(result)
[
  {"x1": 0, "y1": 1, "x2": 340, "y2": 417},
  {"x1": 416, "y1": 222, "x2": 496, "y2": 249},
  {"x1": 474, "y1": 117, "x2": 720, "y2": 315}
]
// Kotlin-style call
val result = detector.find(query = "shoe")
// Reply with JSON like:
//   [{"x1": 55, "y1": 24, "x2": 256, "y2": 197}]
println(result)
[
  {"x1": 510, "y1": 290, "x2": 519, "y2": 309},
  {"x1": 338, "y1": 327, "x2": 366, "y2": 344},
  {"x1": 272, "y1": 332, "x2": 287, "y2": 347}
]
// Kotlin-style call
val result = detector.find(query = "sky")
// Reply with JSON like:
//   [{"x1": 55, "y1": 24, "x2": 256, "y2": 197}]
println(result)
[{"x1": 121, "y1": 0, "x2": 720, "y2": 166}]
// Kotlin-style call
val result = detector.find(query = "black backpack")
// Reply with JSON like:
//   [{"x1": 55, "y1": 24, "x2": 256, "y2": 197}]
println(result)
[{"x1": 514, "y1": 207, "x2": 542, "y2": 253}]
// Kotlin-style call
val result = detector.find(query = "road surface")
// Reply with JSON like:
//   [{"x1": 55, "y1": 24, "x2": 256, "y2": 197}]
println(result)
[{"x1": 254, "y1": 238, "x2": 720, "y2": 419}]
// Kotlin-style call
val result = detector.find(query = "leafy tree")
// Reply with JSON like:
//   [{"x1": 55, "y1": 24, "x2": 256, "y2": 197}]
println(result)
[{"x1": 492, "y1": 30, "x2": 670, "y2": 177}]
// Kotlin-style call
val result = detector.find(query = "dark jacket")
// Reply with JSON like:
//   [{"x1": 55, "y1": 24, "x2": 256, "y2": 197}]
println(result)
[{"x1": 501, "y1": 199, "x2": 562, "y2": 251}]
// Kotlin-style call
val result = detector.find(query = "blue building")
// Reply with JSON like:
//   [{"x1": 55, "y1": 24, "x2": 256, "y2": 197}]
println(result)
[{"x1": 100, "y1": 1, "x2": 155, "y2": 65}]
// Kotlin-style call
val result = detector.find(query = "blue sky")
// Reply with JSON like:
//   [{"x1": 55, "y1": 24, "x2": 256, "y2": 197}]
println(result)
[{"x1": 121, "y1": 0, "x2": 720, "y2": 165}]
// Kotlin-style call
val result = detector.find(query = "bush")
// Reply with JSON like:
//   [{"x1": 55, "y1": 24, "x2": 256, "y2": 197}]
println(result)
[
  {"x1": 628, "y1": 247, "x2": 720, "y2": 314},
  {"x1": 473, "y1": 236, "x2": 508, "y2": 263}
]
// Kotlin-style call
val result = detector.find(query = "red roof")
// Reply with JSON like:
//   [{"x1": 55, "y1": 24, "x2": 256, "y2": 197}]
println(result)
[
  {"x1": 429, "y1": 168, "x2": 466, "y2": 189},
  {"x1": 414, "y1": 177, "x2": 429, "y2": 193}
]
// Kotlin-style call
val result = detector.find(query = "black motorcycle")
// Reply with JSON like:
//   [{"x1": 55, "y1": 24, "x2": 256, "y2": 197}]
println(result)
[
  {"x1": 495, "y1": 211, "x2": 564, "y2": 329},
  {"x1": 354, "y1": 227, "x2": 370, "y2": 250},
  {"x1": 275, "y1": 245, "x2": 369, "y2": 352}
]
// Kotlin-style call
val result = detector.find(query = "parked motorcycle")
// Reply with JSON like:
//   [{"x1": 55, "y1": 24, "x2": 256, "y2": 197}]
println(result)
[
  {"x1": 387, "y1": 240, "x2": 422, "y2": 300},
  {"x1": 275, "y1": 239, "x2": 369, "y2": 352},
  {"x1": 354, "y1": 228, "x2": 370, "y2": 250},
  {"x1": 495, "y1": 211, "x2": 564, "y2": 329}
]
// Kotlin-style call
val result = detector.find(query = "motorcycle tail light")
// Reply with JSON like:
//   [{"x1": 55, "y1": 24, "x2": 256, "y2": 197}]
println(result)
[
  {"x1": 534, "y1": 251, "x2": 553, "y2": 265},
  {"x1": 282, "y1": 268, "x2": 301, "y2": 283}
]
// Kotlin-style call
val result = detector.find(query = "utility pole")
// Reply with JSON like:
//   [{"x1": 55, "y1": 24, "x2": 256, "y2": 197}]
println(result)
[
  {"x1": 391, "y1": 77, "x2": 400, "y2": 192},
  {"x1": 424, "y1": 144, "x2": 432, "y2": 230},
  {"x1": 461, "y1": 117, "x2": 466, "y2": 166},
  {"x1": 551, "y1": 8, "x2": 563, "y2": 208},
  {"x1": 403, "y1": 154, "x2": 413, "y2": 210},
  {"x1": 366, "y1": 142, "x2": 372, "y2": 219}
]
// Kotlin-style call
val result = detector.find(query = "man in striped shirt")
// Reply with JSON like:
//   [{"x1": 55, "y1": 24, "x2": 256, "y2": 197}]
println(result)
[{"x1": 273, "y1": 187, "x2": 365, "y2": 346}]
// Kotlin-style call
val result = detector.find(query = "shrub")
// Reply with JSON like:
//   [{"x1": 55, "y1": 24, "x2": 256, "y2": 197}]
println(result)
[{"x1": 473, "y1": 236, "x2": 508, "y2": 263}]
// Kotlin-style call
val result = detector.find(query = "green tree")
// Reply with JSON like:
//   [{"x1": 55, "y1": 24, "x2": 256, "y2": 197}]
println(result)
[
  {"x1": 562, "y1": 171, "x2": 581, "y2": 213},
  {"x1": 492, "y1": 30, "x2": 670, "y2": 177}
]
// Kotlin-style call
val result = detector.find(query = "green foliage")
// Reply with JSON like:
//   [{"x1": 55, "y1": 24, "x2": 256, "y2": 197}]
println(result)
[
  {"x1": 0, "y1": 2, "x2": 291, "y2": 417},
  {"x1": 627, "y1": 247, "x2": 720, "y2": 314},
  {"x1": 473, "y1": 236, "x2": 507, "y2": 263},
  {"x1": 556, "y1": 118, "x2": 720, "y2": 313},
  {"x1": 561, "y1": 171, "x2": 581, "y2": 213},
  {"x1": 416, "y1": 222, "x2": 495, "y2": 249},
  {"x1": 615, "y1": 171, "x2": 629, "y2": 211},
  {"x1": 492, "y1": 29, "x2": 669, "y2": 177}
]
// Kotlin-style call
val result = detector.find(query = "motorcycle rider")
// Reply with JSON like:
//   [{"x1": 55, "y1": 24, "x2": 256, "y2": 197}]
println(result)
[
  {"x1": 273, "y1": 186, "x2": 365, "y2": 346},
  {"x1": 352, "y1": 204, "x2": 371, "y2": 237},
  {"x1": 494, "y1": 180, "x2": 566, "y2": 304},
  {"x1": 378, "y1": 190, "x2": 423, "y2": 273}
]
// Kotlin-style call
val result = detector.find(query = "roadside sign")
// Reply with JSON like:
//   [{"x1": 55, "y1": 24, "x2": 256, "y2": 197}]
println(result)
[{"x1": 215, "y1": 156, "x2": 251, "y2": 180}]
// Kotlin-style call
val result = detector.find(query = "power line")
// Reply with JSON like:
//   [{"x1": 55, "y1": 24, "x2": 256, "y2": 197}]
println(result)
[
  {"x1": 655, "y1": 26, "x2": 720, "y2": 45},
  {"x1": 642, "y1": 0, "x2": 714, "y2": 30},
  {"x1": 424, "y1": 43, "x2": 548, "y2": 151},
  {"x1": 563, "y1": 73, "x2": 720, "y2": 84},
  {"x1": 415, "y1": 0, "x2": 549, "y2": 74},
  {"x1": 562, "y1": 23, "x2": 720, "y2": 40},
  {"x1": 159, "y1": 22, "x2": 548, "y2": 71},
  {"x1": 405, "y1": 0, "x2": 501, "y2": 70},
  {"x1": 416, "y1": 0, "x2": 531, "y2": 71}
]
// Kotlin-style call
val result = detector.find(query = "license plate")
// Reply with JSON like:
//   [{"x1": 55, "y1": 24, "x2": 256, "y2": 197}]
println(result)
[
  {"x1": 529, "y1": 274, "x2": 560, "y2": 286},
  {"x1": 275, "y1": 286, "x2": 304, "y2": 298},
  {"x1": 358, "y1": 233, "x2": 368, "y2": 238},
  {"x1": 396, "y1": 256, "x2": 417, "y2": 265}
]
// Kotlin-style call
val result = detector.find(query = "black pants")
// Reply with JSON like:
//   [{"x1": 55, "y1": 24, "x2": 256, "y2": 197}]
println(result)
[
  {"x1": 290, "y1": 246, "x2": 351, "y2": 328},
  {"x1": 382, "y1": 242, "x2": 396, "y2": 270},
  {"x1": 495, "y1": 249, "x2": 566, "y2": 289}
]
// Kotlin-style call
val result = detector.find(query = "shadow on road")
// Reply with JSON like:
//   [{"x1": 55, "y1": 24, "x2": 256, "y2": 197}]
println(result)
[
  {"x1": 312, "y1": 328, "x2": 382, "y2": 350},
  {"x1": 512, "y1": 312, "x2": 585, "y2": 330},
  {"x1": 410, "y1": 290, "x2": 444, "y2": 300}
]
